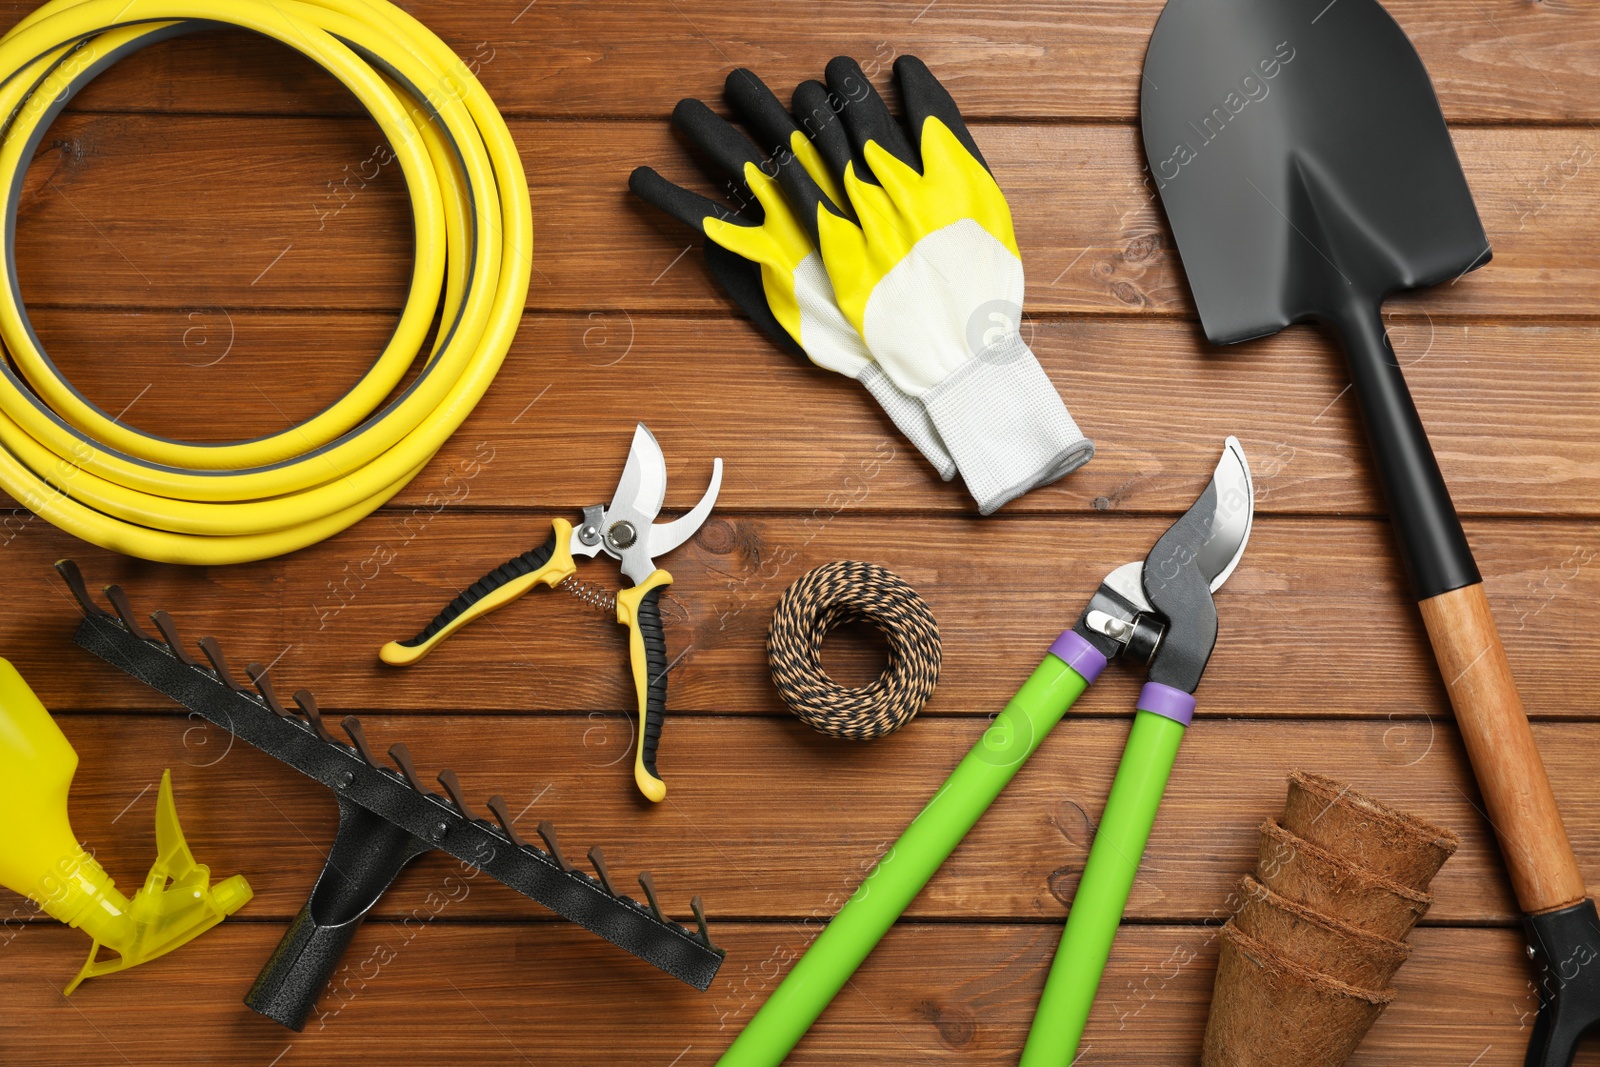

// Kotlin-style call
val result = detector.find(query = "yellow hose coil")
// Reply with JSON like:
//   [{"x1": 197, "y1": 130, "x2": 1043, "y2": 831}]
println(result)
[{"x1": 0, "y1": 0, "x2": 530, "y2": 563}]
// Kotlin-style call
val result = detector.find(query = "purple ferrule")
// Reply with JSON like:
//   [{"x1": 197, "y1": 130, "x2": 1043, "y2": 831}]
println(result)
[
  {"x1": 1048, "y1": 631, "x2": 1107, "y2": 684},
  {"x1": 1137, "y1": 682, "x2": 1195, "y2": 726}
]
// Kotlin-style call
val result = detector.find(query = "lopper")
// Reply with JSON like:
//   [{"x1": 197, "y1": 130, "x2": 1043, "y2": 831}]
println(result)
[
  {"x1": 381, "y1": 423, "x2": 722, "y2": 803},
  {"x1": 717, "y1": 438, "x2": 1252, "y2": 1067},
  {"x1": 1018, "y1": 436, "x2": 1252, "y2": 1065}
]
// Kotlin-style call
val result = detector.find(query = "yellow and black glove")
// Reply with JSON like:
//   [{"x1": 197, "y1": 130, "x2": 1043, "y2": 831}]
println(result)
[
  {"x1": 630, "y1": 83, "x2": 956, "y2": 480},
  {"x1": 737, "y1": 56, "x2": 1094, "y2": 514}
]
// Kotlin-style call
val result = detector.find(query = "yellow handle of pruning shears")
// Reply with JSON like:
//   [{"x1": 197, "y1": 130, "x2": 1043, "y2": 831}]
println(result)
[
  {"x1": 379, "y1": 519, "x2": 577, "y2": 666},
  {"x1": 616, "y1": 569, "x2": 675, "y2": 803}
]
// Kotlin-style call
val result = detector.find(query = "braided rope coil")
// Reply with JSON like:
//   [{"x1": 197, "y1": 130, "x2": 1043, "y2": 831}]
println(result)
[{"x1": 767, "y1": 561, "x2": 941, "y2": 741}]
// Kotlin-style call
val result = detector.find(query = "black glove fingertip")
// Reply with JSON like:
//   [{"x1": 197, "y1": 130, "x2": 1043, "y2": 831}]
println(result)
[
  {"x1": 630, "y1": 166, "x2": 738, "y2": 235},
  {"x1": 724, "y1": 67, "x2": 795, "y2": 158},
  {"x1": 792, "y1": 78, "x2": 852, "y2": 179},
  {"x1": 824, "y1": 55, "x2": 917, "y2": 181},
  {"x1": 893, "y1": 54, "x2": 989, "y2": 171}
]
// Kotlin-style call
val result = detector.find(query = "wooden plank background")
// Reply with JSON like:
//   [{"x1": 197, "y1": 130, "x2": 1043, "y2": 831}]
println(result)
[{"x1": 0, "y1": 1, "x2": 1597, "y2": 1064}]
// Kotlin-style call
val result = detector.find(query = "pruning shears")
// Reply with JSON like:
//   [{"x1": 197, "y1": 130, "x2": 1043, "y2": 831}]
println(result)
[
  {"x1": 716, "y1": 437, "x2": 1253, "y2": 1067},
  {"x1": 380, "y1": 423, "x2": 723, "y2": 802}
]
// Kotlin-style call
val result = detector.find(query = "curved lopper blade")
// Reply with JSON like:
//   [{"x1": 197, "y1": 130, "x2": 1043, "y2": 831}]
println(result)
[{"x1": 1140, "y1": 436, "x2": 1254, "y2": 691}]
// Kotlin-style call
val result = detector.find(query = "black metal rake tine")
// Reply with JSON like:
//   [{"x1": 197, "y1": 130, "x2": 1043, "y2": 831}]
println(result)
[
  {"x1": 291, "y1": 689, "x2": 338, "y2": 744},
  {"x1": 341, "y1": 716, "x2": 382, "y2": 767},
  {"x1": 103, "y1": 585, "x2": 155, "y2": 641},
  {"x1": 55, "y1": 560, "x2": 109, "y2": 618},
  {"x1": 437, "y1": 769, "x2": 480, "y2": 821},
  {"x1": 246, "y1": 662, "x2": 294, "y2": 717},
  {"x1": 588, "y1": 846, "x2": 619, "y2": 896},
  {"x1": 537, "y1": 821, "x2": 575, "y2": 872},
  {"x1": 149, "y1": 611, "x2": 200, "y2": 666},
  {"x1": 485, "y1": 795, "x2": 531, "y2": 848},
  {"x1": 638, "y1": 870, "x2": 665, "y2": 923},
  {"x1": 198, "y1": 636, "x2": 249, "y2": 691},
  {"x1": 690, "y1": 896, "x2": 716, "y2": 950},
  {"x1": 388, "y1": 742, "x2": 430, "y2": 793}
]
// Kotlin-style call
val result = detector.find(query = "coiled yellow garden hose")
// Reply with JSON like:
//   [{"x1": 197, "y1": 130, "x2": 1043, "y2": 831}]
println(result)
[{"x1": 0, "y1": 0, "x2": 529, "y2": 563}]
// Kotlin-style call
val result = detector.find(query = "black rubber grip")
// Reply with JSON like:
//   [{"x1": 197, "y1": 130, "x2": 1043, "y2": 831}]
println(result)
[
  {"x1": 636, "y1": 585, "x2": 669, "y2": 781},
  {"x1": 399, "y1": 532, "x2": 557, "y2": 647},
  {"x1": 245, "y1": 799, "x2": 428, "y2": 1031}
]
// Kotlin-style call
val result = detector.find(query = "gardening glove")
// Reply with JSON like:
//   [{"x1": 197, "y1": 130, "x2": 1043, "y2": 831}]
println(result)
[
  {"x1": 734, "y1": 56, "x2": 1094, "y2": 514},
  {"x1": 629, "y1": 93, "x2": 957, "y2": 481}
]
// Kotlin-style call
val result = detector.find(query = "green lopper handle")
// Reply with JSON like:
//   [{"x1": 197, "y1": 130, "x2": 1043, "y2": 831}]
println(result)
[
  {"x1": 1018, "y1": 685, "x2": 1194, "y2": 1067},
  {"x1": 716, "y1": 633, "x2": 1108, "y2": 1067}
]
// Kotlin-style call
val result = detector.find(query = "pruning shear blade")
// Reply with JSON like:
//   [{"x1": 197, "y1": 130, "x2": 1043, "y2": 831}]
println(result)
[
  {"x1": 594, "y1": 423, "x2": 723, "y2": 584},
  {"x1": 1195, "y1": 434, "x2": 1253, "y2": 592}
]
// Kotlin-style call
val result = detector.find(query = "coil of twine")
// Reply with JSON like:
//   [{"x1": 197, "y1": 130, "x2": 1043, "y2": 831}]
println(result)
[{"x1": 767, "y1": 561, "x2": 940, "y2": 740}]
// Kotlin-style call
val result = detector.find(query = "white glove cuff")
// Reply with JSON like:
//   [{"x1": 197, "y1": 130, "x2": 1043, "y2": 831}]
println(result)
[
  {"x1": 857, "y1": 362, "x2": 957, "y2": 481},
  {"x1": 922, "y1": 337, "x2": 1094, "y2": 514}
]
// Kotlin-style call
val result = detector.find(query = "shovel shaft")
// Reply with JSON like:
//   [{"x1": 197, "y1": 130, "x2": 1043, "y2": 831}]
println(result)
[
  {"x1": 1418, "y1": 584, "x2": 1586, "y2": 913},
  {"x1": 1336, "y1": 305, "x2": 1586, "y2": 914},
  {"x1": 1334, "y1": 303, "x2": 1480, "y2": 600}
]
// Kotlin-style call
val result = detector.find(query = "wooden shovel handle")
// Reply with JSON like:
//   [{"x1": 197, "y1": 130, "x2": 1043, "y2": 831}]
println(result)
[{"x1": 1418, "y1": 583, "x2": 1587, "y2": 913}]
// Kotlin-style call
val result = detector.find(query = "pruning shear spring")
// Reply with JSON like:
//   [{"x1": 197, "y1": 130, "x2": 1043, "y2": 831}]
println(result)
[{"x1": 381, "y1": 424, "x2": 723, "y2": 802}]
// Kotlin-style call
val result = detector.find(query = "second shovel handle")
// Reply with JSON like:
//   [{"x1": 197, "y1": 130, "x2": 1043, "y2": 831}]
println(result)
[{"x1": 1418, "y1": 582, "x2": 1586, "y2": 913}]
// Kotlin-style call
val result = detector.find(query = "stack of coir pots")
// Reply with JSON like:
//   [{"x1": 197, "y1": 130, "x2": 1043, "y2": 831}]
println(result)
[{"x1": 1201, "y1": 772, "x2": 1460, "y2": 1067}]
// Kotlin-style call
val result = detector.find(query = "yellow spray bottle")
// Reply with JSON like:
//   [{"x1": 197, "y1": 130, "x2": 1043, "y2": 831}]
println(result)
[{"x1": 0, "y1": 656, "x2": 251, "y2": 991}]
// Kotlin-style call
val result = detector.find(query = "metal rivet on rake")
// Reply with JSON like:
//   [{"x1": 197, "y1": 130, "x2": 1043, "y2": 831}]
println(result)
[
  {"x1": 198, "y1": 637, "x2": 249, "y2": 691},
  {"x1": 149, "y1": 611, "x2": 200, "y2": 666},
  {"x1": 485, "y1": 795, "x2": 530, "y2": 848},
  {"x1": 103, "y1": 585, "x2": 154, "y2": 640},
  {"x1": 389, "y1": 742, "x2": 429, "y2": 793},
  {"x1": 638, "y1": 870, "x2": 665, "y2": 922},
  {"x1": 690, "y1": 896, "x2": 716, "y2": 950},
  {"x1": 54, "y1": 560, "x2": 109, "y2": 618},
  {"x1": 438, "y1": 769, "x2": 479, "y2": 820},
  {"x1": 588, "y1": 846, "x2": 619, "y2": 896},
  {"x1": 292, "y1": 689, "x2": 338, "y2": 744},
  {"x1": 538, "y1": 821, "x2": 574, "y2": 872},
  {"x1": 247, "y1": 662, "x2": 293, "y2": 717},
  {"x1": 341, "y1": 716, "x2": 381, "y2": 767}
]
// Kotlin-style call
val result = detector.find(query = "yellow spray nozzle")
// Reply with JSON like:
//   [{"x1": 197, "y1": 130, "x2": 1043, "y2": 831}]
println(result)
[{"x1": 0, "y1": 657, "x2": 251, "y2": 992}]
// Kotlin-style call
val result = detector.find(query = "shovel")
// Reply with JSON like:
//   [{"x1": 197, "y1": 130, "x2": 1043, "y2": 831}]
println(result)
[{"x1": 1141, "y1": 1, "x2": 1598, "y2": 1063}]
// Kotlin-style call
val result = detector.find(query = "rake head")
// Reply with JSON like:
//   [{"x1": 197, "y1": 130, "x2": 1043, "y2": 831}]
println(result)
[{"x1": 56, "y1": 560, "x2": 724, "y2": 1031}]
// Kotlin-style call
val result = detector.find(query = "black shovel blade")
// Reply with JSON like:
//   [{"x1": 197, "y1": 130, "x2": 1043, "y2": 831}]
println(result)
[{"x1": 1140, "y1": 0, "x2": 1490, "y2": 344}]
